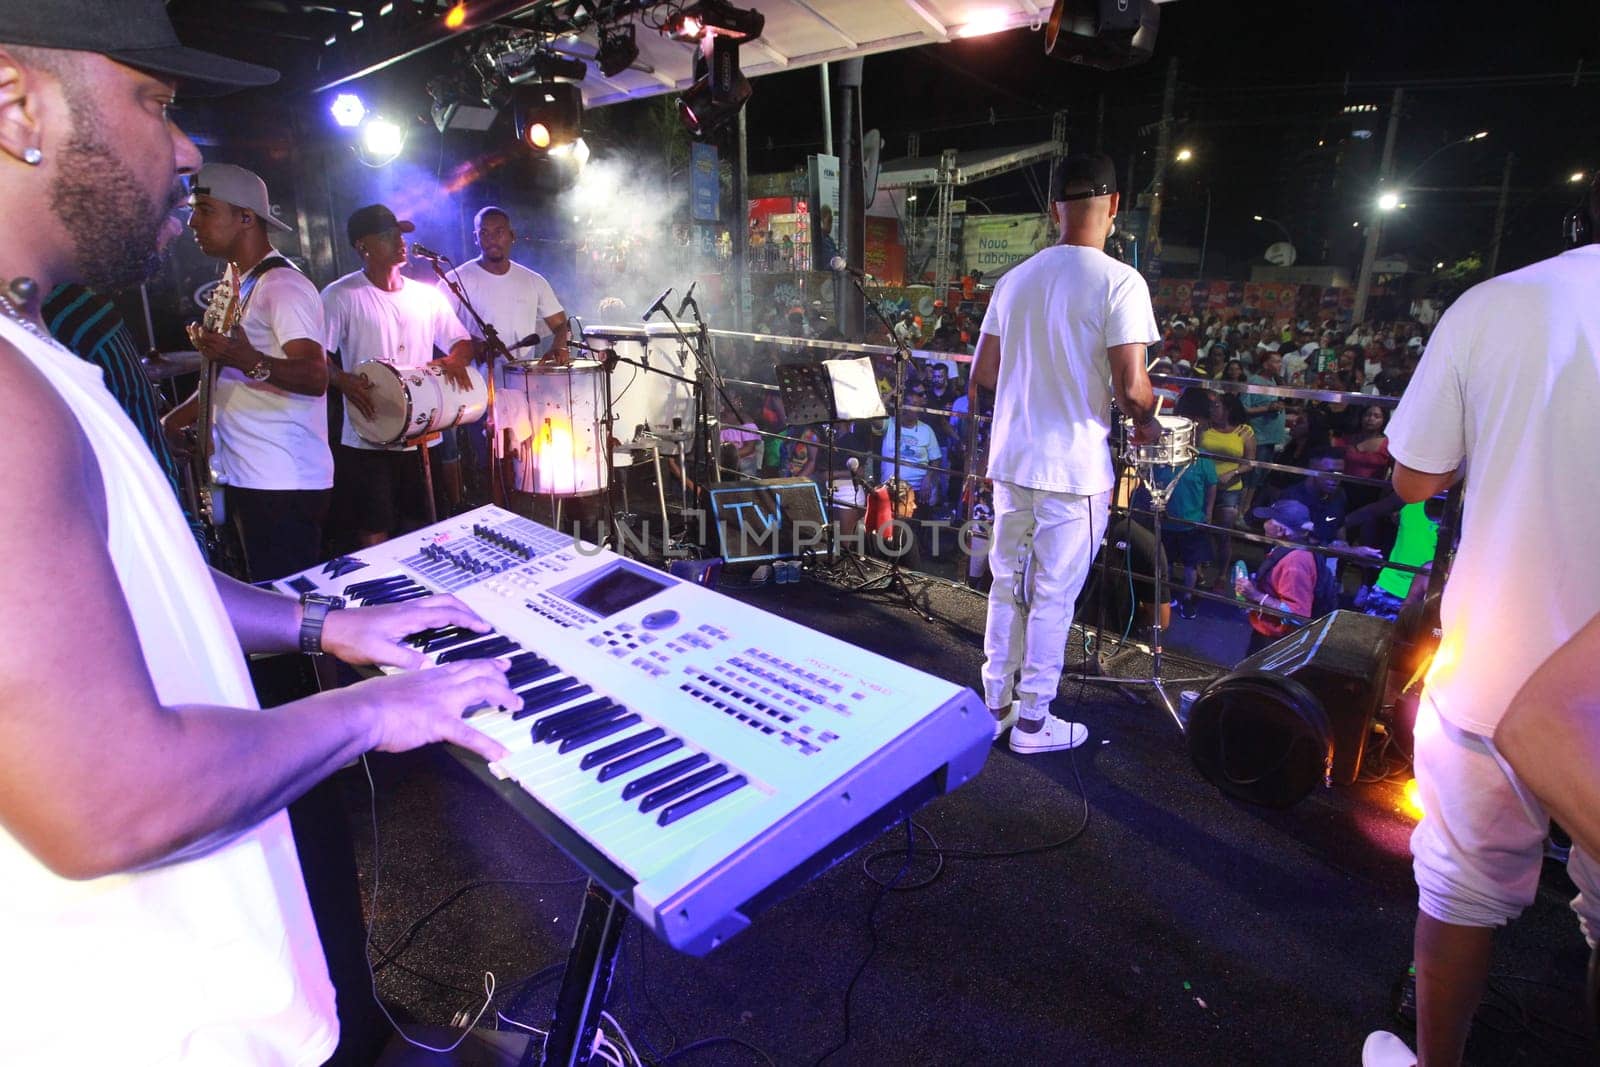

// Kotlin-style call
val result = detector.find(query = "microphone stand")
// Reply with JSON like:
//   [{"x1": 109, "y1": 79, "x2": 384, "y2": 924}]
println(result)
[
  {"x1": 839, "y1": 269, "x2": 931, "y2": 621},
  {"x1": 427, "y1": 254, "x2": 514, "y2": 510}
]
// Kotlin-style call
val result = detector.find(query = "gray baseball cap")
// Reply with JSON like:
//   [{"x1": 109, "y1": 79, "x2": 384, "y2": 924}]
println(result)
[{"x1": 190, "y1": 163, "x2": 292, "y2": 233}]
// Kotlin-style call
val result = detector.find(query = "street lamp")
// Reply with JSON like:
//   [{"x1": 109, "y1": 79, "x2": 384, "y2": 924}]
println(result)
[
  {"x1": 1174, "y1": 148, "x2": 1209, "y2": 278},
  {"x1": 1251, "y1": 214, "x2": 1294, "y2": 244},
  {"x1": 1571, "y1": 171, "x2": 1589, "y2": 184}
]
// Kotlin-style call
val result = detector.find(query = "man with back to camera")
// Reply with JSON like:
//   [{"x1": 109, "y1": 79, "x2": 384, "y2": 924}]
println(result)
[
  {"x1": 968, "y1": 153, "x2": 1160, "y2": 753},
  {"x1": 166, "y1": 162, "x2": 334, "y2": 581},
  {"x1": 0, "y1": 3, "x2": 519, "y2": 1063},
  {"x1": 323, "y1": 202, "x2": 477, "y2": 546},
  {"x1": 1362, "y1": 174, "x2": 1600, "y2": 1067}
]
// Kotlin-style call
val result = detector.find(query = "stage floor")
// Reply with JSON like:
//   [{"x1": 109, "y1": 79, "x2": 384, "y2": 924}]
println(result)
[{"x1": 335, "y1": 568, "x2": 1594, "y2": 1066}]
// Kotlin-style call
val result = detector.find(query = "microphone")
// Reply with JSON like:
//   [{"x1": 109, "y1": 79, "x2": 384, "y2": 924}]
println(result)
[
  {"x1": 675, "y1": 281, "x2": 697, "y2": 318},
  {"x1": 828, "y1": 255, "x2": 871, "y2": 281},
  {"x1": 508, "y1": 333, "x2": 541, "y2": 351},
  {"x1": 845, "y1": 456, "x2": 868, "y2": 493},
  {"x1": 642, "y1": 286, "x2": 674, "y2": 322},
  {"x1": 411, "y1": 243, "x2": 447, "y2": 261}
]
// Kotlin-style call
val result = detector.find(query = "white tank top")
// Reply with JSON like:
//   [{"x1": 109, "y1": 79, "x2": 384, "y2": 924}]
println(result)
[{"x1": 0, "y1": 317, "x2": 337, "y2": 1065}]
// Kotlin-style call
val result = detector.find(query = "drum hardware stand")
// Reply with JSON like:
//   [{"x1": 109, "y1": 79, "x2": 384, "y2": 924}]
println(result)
[{"x1": 1067, "y1": 423, "x2": 1213, "y2": 732}]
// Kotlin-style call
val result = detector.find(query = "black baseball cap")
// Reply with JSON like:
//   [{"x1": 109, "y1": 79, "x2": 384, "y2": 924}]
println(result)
[
  {"x1": 1056, "y1": 153, "x2": 1118, "y2": 202},
  {"x1": 0, "y1": 0, "x2": 278, "y2": 95},
  {"x1": 347, "y1": 204, "x2": 416, "y2": 247}
]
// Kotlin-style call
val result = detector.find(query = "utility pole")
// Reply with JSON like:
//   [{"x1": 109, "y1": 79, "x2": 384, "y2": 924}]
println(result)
[
  {"x1": 819, "y1": 63, "x2": 833, "y2": 158},
  {"x1": 1486, "y1": 151, "x2": 1516, "y2": 277},
  {"x1": 1142, "y1": 58, "x2": 1178, "y2": 280},
  {"x1": 1353, "y1": 87, "x2": 1404, "y2": 322}
]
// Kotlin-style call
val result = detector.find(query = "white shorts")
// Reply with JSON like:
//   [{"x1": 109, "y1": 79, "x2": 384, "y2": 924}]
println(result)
[{"x1": 1411, "y1": 695, "x2": 1600, "y2": 944}]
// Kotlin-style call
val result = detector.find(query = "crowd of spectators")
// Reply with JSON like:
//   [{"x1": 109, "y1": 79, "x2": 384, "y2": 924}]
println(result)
[{"x1": 1142, "y1": 312, "x2": 1434, "y2": 632}]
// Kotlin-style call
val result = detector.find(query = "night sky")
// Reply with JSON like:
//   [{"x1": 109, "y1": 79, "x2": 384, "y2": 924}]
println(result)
[{"x1": 738, "y1": 0, "x2": 1600, "y2": 276}]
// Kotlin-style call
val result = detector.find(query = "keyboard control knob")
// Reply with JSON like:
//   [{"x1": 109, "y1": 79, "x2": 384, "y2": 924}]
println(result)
[{"x1": 642, "y1": 610, "x2": 680, "y2": 631}]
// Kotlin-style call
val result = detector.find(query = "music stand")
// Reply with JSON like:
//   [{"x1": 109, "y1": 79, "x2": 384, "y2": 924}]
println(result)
[{"x1": 777, "y1": 359, "x2": 883, "y2": 571}]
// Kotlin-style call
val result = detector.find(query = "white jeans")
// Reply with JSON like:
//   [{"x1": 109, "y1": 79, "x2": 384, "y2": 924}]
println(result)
[
  {"x1": 1411, "y1": 697, "x2": 1600, "y2": 943},
  {"x1": 981, "y1": 481, "x2": 1109, "y2": 718}
]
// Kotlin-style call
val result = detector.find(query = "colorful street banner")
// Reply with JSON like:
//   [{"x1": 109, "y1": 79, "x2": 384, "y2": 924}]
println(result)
[
  {"x1": 960, "y1": 214, "x2": 1053, "y2": 278},
  {"x1": 690, "y1": 141, "x2": 720, "y2": 222}
]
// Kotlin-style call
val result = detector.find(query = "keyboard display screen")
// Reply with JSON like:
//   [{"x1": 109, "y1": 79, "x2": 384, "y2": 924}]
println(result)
[{"x1": 560, "y1": 560, "x2": 672, "y2": 619}]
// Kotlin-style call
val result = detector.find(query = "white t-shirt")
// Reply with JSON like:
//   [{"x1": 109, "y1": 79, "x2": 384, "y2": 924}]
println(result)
[
  {"x1": 322, "y1": 271, "x2": 470, "y2": 451},
  {"x1": 0, "y1": 318, "x2": 336, "y2": 1066},
  {"x1": 438, "y1": 259, "x2": 562, "y2": 357},
  {"x1": 438, "y1": 259, "x2": 563, "y2": 446},
  {"x1": 979, "y1": 243, "x2": 1159, "y2": 495},
  {"x1": 1387, "y1": 244, "x2": 1600, "y2": 736},
  {"x1": 213, "y1": 265, "x2": 334, "y2": 490},
  {"x1": 881, "y1": 419, "x2": 942, "y2": 489}
]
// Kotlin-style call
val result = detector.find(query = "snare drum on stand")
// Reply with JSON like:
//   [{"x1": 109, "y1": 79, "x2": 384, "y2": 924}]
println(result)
[{"x1": 1068, "y1": 413, "x2": 1213, "y2": 732}]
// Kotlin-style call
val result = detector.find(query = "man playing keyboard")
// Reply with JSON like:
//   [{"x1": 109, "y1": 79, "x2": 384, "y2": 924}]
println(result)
[{"x1": 0, "y1": 8, "x2": 515, "y2": 1064}]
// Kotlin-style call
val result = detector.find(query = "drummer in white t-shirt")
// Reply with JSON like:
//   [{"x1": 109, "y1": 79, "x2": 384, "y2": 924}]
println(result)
[
  {"x1": 969, "y1": 153, "x2": 1160, "y2": 754},
  {"x1": 323, "y1": 204, "x2": 476, "y2": 546},
  {"x1": 438, "y1": 206, "x2": 572, "y2": 486}
]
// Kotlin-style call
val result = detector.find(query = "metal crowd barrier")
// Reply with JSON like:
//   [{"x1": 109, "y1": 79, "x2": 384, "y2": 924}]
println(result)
[{"x1": 700, "y1": 332, "x2": 1425, "y2": 630}]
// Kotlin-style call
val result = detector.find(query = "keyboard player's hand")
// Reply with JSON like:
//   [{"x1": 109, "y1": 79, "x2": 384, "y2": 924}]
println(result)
[
  {"x1": 351, "y1": 660, "x2": 519, "y2": 763},
  {"x1": 321, "y1": 594, "x2": 494, "y2": 670}
]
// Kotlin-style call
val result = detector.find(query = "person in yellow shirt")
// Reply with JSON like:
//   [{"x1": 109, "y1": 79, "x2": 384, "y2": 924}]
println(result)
[{"x1": 1201, "y1": 391, "x2": 1254, "y2": 580}]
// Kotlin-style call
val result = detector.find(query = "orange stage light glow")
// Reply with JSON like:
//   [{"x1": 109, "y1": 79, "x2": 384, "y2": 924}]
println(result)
[
  {"x1": 1401, "y1": 777, "x2": 1425, "y2": 821},
  {"x1": 444, "y1": 3, "x2": 467, "y2": 30}
]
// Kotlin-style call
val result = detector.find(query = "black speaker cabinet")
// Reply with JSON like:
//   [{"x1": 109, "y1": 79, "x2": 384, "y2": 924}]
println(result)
[
  {"x1": 707, "y1": 478, "x2": 827, "y2": 563},
  {"x1": 1202, "y1": 610, "x2": 1395, "y2": 790}
]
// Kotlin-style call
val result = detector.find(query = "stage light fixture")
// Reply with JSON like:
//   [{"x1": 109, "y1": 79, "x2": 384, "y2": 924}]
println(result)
[
  {"x1": 662, "y1": 1, "x2": 764, "y2": 43},
  {"x1": 596, "y1": 23, "x2": 639, "y2": 77},
  {"x1": 330, "y1": 92, "x2": 367, "y2": 128},
  {"x1": 1377, "y1": 191, "x2": 1401, "y2": 212},
  {"x1": 445, "y1": 2, "x2": 468, "y2": 30},
  {"x1": 515, "y1": 82, "x2": 583, "y2": 154},
  {"x1": 357, "y1": 115, "x2": 406, "y2": 167},
  {"x1": 677, "y1": 32, "x2": 751, "y2": 138}
]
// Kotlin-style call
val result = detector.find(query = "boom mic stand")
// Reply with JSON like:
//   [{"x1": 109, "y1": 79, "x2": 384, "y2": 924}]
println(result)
[
  {"x1": 840, "y1": 270, "x2": 931, "y2": 621},
  {"x1": 428, "y1": 253, "x2": 522, "y2": 510}
]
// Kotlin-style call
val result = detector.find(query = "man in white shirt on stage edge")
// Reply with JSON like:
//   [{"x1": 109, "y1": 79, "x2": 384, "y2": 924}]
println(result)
[
  {"x1": 438, "y1": 206, "x2": 571, "y2": 493},
  {"x1": 969, "y1": 152, "x2": 1160, "y2": 754}
]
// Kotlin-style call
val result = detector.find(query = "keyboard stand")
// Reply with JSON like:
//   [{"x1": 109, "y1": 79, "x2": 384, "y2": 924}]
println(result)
[{"x1": 519, "y1": 880, "x2": 630, "y2": 1067}]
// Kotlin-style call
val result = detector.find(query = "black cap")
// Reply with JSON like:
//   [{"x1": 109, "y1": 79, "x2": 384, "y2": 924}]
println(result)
[
  {"x1": 0, "y1": 0, "x2": 278, "y2": 95},
  {"x1": 347, "y1": 204, "x2": 416, "y2": 247},
  {"x1": 1055, "y1": 153, "x2": 1118, "y2": 202}
]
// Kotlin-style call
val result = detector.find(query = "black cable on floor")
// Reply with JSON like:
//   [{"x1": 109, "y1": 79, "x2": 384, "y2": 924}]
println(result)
[
  {"x1": 813, "y1": 819, "x2": 915, "y2": 1066},
  {"x1": 370, "y1": 876, "x2": 586, "y2": 974},
  {"x1": 657, "y1": 1035, "x2": 778, "y2": 1065}
]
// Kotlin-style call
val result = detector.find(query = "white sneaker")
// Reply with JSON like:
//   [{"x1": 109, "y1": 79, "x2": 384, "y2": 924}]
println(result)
[
  {"x1": 991, "y1": 704, "x2": 1019, "y2": 741},
  {"x1": 1360, "y1": 1031, "x2": 1416, "y2": 1067},
  {"x1": 1008, "y1": 714, "x2": 1088, "y2": 754}
]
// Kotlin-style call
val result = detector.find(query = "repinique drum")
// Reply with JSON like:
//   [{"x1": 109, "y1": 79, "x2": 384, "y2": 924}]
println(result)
[
  {"x1": 586, "y1": 322, "x2": 699, "y2": 442},
  {"x1": 1124, "y1": 414, "x2": 1196, "y2": 467},
  {"x1": 348, "y1": 359, "x2": 488, "y2": 447},
  {"x1": 507, "y1": 359, "x2": 608, "y2": 496}
]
